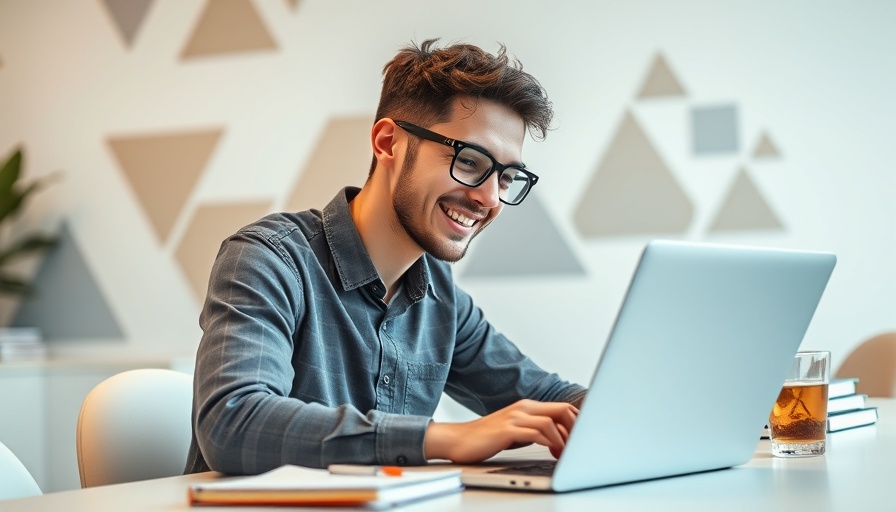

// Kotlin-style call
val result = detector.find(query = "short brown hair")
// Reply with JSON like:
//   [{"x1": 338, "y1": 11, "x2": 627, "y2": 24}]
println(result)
[{"x1": 370, "y1": 39, "x2": 554, "y2": 174}]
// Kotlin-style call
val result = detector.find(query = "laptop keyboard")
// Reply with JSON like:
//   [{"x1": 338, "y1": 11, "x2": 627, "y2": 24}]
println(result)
[{"x1": 487, "y1": 460, "x2": 557, "y2": 476}]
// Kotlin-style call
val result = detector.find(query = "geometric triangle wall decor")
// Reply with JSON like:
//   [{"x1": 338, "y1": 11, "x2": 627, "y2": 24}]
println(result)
[
  {"x1": 174, "y1": 200, "x2": 272, "y2": 303},
  {"x1": 574, "y1": 110, "x2": 694, "y2": 238},
  {"x1": 100, "y1": 0, "x2": 156, "y2": 48},
  {"x1": 708, "y1": 168, "x2": 784, "y2": 232},
  {"x1": 12, "y1": 222, "x2": 126, "y2": 342},
  {"x1": 107, "y1": 128, "x2": 223, "y2": 244},
  {"x1": 461, "y1": 193, "x2": 585, "y2": 278},
  {"x1": 637, "y1": 53, "x2": 686, "y2": 99},
  {"x1": 752, "y1": 131, "x2": 781, "y2": 159},
  {"x1": 181, "y1": 0, "x2": 278, "y2": 60},
  {"x1": 284, "y1": 115, "x2": 372, "y2": 213}
]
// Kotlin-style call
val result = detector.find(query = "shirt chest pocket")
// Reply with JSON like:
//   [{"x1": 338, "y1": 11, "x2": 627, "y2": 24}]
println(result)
[{"x1": 403, "y1": 361, "x2": 450, "y2": 416}]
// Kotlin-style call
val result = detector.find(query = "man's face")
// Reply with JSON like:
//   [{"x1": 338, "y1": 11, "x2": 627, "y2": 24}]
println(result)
[{"x1": 392, "y1": 98, "x2": 526, "y2": 262}]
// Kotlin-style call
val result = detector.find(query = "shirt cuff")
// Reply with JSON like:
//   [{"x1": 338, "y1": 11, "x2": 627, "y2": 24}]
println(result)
[{"x1": 374, "y1": 412, "x2": 430, "y2": 466}]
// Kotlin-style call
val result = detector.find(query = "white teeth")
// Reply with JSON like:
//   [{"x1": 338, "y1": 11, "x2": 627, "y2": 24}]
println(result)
[{"x1": 445, "y1": 207, "x2": 475, "y2": 227}]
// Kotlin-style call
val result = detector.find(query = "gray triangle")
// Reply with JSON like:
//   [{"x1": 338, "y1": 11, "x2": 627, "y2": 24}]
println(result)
[
  {"x1": 12, "y1": 222, "x2": 125, "y2": 342},
  {"x1": 102, "y1": 0, "x2": 155, "y2": 47},
  {"x1": 752, "y1": 131, "x2": 781, "y2": 159},
  {"x1": 461, "y1": 193, "x2": 585, "y2": 278},
  {"x1": 574, "y1": 111, "x2": 693, "y2": 238},
  {"x1": 637, "y1": 53, "x2": 686, "y2": 99},
  {"x1": 709, "y1": 168, "x2": 784, "y2": 232}
]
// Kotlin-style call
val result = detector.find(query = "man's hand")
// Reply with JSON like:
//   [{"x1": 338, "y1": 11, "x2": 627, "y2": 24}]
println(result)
[{"x1": 423, "y1": 399, "x2": 579, "y2": 464}]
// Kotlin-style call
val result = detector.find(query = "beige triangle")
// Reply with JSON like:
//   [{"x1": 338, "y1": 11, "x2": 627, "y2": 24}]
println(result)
[
  {"x1": 752, "y1": 131, "x2": 781, "y2": 158},
  {"x1": 181, "y1": 0, "x2": 277, "y2": 59},
  {"x1": 284, "y1": 116, "x2": 372, "y2": 212},
  {"x1": 709, "y1": 168, "x2": 784, "y2": 232},
  {"x1": 174, "y1": 201, "x2": 272, "y2": 302},
  {"x1": 101, "y1": 0, "x2": 155, "y2": 48},
  {"x1": 108, "y1": 129, "x2": 223, "y2": 243},
  {"x1": 637, "y1": 53, "x2": 686, "y2": 99},
  {"x1": 574, "y1": 111, "x2": 693, "y2": 237}
]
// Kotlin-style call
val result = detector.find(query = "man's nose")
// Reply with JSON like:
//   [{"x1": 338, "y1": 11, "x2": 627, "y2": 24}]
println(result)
[{"x1": 466, "y1": 171, "x2": 501, "y2": 208}]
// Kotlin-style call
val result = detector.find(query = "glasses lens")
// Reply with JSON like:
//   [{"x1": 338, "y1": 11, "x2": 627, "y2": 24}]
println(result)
[
  {"x1": 498, "y1": 168, "x2": 532, "y2": 205},
  {"x1": 451, "y1": 146, "x2": 493, "y2": 186}
]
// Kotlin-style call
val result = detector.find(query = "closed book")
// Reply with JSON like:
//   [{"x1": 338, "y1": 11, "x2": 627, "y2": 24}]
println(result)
[
  {"x1": 189, "y1": 465, "x2": 462, "y2": 509},
  {"x1": 0, "y1": 343, "x2": 47, "y2": 361},
  {"x1": 827, "y1": 393, "x2": 867, "y2": 414},
  {"x1": 827, "y1": 378, "x2": 858, "y2": 399},
  {"x1": 0, "y1": 327, "x2": 42, "y2": 345},
  {"x1": 827, "y1": 407, "x2": 878, "y2": 433}
]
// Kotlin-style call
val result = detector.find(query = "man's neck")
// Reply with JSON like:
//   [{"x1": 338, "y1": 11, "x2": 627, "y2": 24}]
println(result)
[{"x1": 349, "y1": 184, "x2": 423, "y2": 300}]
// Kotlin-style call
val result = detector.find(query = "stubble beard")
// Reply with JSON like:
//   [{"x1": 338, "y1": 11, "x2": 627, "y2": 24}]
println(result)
[{"x1": 392, "y1": 154, "x2": 487, "y2": 263}]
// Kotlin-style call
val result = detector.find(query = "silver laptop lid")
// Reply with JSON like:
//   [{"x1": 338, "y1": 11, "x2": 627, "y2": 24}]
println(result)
[{"x1": 551, "y1": 240, "x2": 836, "y2": 492}]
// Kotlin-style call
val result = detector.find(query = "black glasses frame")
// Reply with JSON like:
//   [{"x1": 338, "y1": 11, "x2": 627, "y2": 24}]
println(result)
[{"x1": 394, "y1": 120, "x2": 538, "y2": 205}]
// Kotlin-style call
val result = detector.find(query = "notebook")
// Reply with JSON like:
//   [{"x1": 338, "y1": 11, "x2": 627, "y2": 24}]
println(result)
[{"x1": 460, "y1": 240, "x2": 836, "y2": 492}]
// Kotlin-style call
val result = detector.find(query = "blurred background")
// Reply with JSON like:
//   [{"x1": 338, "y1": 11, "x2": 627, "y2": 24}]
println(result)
[{"x1": 1, "y1": 0, "x2": 893, "y2": 492}]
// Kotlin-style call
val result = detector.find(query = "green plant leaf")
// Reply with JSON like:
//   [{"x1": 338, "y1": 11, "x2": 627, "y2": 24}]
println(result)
[
  {"x1": 0, "y1": 234, "x2": 58, "y2": 266},
  {"x1": 0, "y1": 148, "x2": 61, "y2": 224},
  {"x1": 0, "y1": 147, "x2": 23, "y2": 217},
  {"x1": 0, "y1": 175, "x2": 59, "y2": 224},
  {"x1": 0, "y1": 273, "x2": 32, "y2": 296},
  {"x1": 0, "y1": 146, "x2": 60, "y2": 296}
]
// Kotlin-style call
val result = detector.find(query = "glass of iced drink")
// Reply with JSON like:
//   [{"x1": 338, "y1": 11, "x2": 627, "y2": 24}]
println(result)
[{"x1": 769, "y1": 351, "x2": 830, "y2": 457}]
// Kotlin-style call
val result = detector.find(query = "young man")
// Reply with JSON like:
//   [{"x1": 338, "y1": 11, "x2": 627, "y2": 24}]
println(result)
[{"x1": 185, "y1": 39, "x2": 586, "y2": 476}]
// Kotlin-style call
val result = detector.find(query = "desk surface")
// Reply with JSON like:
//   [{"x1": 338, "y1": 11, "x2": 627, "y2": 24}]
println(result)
[{"x1": 4, "y1": 399, "x2": 894, "y2": 512}]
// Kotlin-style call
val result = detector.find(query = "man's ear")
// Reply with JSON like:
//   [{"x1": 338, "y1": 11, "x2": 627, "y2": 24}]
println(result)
[{"x1": 371, "y1": 118, "x2": 398, "y2": 171}]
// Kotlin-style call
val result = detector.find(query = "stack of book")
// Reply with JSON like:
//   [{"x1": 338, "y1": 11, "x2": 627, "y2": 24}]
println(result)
[
  {"x1": 0, "y1": 327, "x2": 47, "y2": 362},
  {"x1": 826, "y1": 377, "x2": 879, "y2": 433}
]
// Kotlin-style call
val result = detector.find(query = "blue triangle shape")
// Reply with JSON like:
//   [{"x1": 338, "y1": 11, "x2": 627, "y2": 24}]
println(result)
[{"x1": 12, "y1": 222, "x2": 125, "y2": 342}]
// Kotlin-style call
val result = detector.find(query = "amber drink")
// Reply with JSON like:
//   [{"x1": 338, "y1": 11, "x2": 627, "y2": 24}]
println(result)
[{"x1": 769, "y1": 351, "x2": 830, "y2": 457}]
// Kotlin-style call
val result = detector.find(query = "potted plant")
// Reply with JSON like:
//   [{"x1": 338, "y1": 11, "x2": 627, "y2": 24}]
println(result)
[
  {"x1": 0, "y1": 146, "x2": 60, "y2": 360},
  {"x1": 0, "y1": 146, "x2": 58, "y2": 296}
]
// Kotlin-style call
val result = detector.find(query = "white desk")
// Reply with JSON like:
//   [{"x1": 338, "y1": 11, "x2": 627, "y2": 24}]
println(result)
[{"x1": 3, "y1": 399, "x2": 894, "y2": 512}]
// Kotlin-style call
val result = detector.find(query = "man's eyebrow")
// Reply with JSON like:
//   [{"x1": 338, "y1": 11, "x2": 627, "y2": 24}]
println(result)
[{"x1": 465, "y1": 139, "x2": 526, "y2": 169}]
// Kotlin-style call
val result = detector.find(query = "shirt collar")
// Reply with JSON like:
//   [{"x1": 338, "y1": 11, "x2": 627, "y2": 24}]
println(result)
[{"x1": 322, "y1": 187, "x2": 438, "y2": 301}]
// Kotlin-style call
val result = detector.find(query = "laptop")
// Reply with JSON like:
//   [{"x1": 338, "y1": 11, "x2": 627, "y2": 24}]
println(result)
[{"x1": 460, "y1": 240, "x2": 836, "y2": 492}]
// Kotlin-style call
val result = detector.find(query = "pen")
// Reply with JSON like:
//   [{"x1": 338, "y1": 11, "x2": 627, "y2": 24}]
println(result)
[{"x1": 328, "y1": 464, "x2": 404, "y2": 477}]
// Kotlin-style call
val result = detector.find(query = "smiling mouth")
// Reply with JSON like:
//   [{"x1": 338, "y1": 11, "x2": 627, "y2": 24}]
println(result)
[{"x1": 442, "y1": 206, "x2": 478, "y2": 228}]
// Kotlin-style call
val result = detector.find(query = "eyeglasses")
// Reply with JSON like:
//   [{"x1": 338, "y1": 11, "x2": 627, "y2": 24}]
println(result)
[{"x1": 394, "y1": 120, "x2": 538, "y2": 206}]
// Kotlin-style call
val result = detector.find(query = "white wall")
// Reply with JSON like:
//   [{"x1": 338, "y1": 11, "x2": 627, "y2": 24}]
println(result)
[{"x1": 1, "y1": 0, "x2": 893, "y2": 387}]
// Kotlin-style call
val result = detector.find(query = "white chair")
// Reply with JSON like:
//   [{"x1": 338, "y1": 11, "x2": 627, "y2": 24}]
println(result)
[
  {"x1": 76, "y1": 368, "x2": 193, "y2": 488},
  {"x1": 0, "y1": 440, "x2": 41, "y2": 500}
]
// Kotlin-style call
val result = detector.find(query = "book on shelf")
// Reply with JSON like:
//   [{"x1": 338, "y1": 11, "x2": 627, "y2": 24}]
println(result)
[
  {"x1": 0, "y1": 327, "x2": 47, "y2": 362},
  {"x1": 188, "y1": 464, "x2": 462, "y2": 509}
]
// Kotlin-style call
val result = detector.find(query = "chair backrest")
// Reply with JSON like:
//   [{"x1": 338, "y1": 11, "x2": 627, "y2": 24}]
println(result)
[
  {"x1": 836, "y1": 332, "x2": 896, "y2": 397},
  {"x1": 76, "y1": 368, "x2": 193, "y2": 488},
  {"x1": 0, "y1": 440, "x2": 41, "y2": 500}
]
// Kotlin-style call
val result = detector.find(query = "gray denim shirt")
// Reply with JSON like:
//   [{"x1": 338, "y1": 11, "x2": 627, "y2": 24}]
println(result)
[{"x1": 185, "y1": 187, "x2": 586, "y2": 475}]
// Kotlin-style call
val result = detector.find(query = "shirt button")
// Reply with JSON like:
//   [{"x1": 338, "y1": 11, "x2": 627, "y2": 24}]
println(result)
[
  {"x1": 383, "y1": 321, "x2": 390, "y2": 332},
  {"x1": 396, "y1": 455, "x2": 408, "y2": 465},
  {"x1": 383, "y1": 375, "x2": 390, "y2": 384}
]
